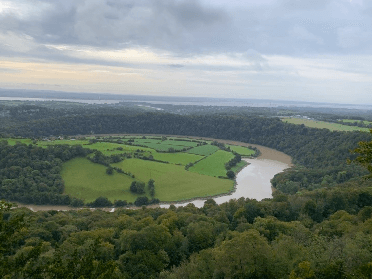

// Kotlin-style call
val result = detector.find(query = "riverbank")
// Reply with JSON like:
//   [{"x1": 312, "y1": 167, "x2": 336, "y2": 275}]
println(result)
[{"x1": 11, "y1": 137, "x2": 292, "y2": 211}]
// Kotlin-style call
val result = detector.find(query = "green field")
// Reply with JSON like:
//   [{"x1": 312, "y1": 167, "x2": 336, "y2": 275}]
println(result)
[
  {"x1": 230, "y1": 160, "x2": 248, "y2": 173},
  {"x1": 342, "y1": 119, "x2": 372, "y2": 125},
  {"x1": 188, "y1": 150, "x2": 234, "y2": 177},
  {"x1": 228, "y1": 145, "x2": 255, "y2": 156},
  {"x1": 151, "y1": 152, "x2": 203, "y2": 165},
  {"x1": 62, "y1": 158, "x2": 136, "y2": 203},
  {"x1": 125, "y1": 138, "x2": 199, "y2": 151},
  {"x1": 186, "y1": 145, "x2": 219, "y2": 156},
  {"x1": 282, "y1": 118, "x2": 370, "y2": 132},
  {"x1": 112, "y1": 159, "x2": 234, "y2": 201},
  {"x1": 1, "y1": 138, "x2": 33, "y2": 145},
  {"x1": 36, "y1": 139, "x2": 90, "y2": 147}
]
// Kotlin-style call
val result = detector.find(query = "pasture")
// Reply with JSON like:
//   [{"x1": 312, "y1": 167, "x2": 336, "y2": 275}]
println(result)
[
  {"x1": 112, "y1": 159, "x2": 234, "y2": 201},
  {"x1": 228, "y1": 145, "x2": 255, "y2": 156},
  {"x1": 62, "y1": 158, "x2": 136, "y2": 203},
  {"x1": 188, "y1": 150, "x2": 235, "y2": 177},
  {"x1": 282, "y1": 118, "x2": 370, "y2": 132},
  {"x1": 186, "y1": 144, "x2": 219, "y2": 156}
]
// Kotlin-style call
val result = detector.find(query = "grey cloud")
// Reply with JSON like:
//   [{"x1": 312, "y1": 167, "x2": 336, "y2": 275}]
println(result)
[{"x1": 0, "y1": 0, "x2": 371, "y2": 58}]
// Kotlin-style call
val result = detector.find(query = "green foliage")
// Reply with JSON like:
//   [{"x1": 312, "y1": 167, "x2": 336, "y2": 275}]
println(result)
[
  {"x1": 350, "y1": 129, "x2": 372, "y2": 178},
  {"x1": 87, "y1": 196, "x2": 113, "y2": 207},
  {"x1": 282, "y1": 117, "x2": 370, "y2": 132}
]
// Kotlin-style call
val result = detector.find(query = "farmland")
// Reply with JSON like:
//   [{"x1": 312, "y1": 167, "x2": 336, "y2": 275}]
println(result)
[
  {"x1": 281, "y1": 117, "x2": 370, "y2": 132},
  {"x1": 188, "y1": 150, "x2": 235, "y2": 177},
  {"x1": 2, "y1": 135, "x2": 256, "y2": 204}
]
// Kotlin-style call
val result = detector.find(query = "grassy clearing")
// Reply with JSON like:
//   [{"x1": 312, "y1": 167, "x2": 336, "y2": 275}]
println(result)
[
  {"x1": 342, "y1": 119, "x2": 372, "y2": 125},
  {"x1": 151, "y1": 152, "x2": 203, "y2": 165},
  {"x1": 282, "y1": 118, "x2": 370, "y2": 132},
  {"x1": 113, "y1": 159, "x2": 234, "y2": 201},
  {"x1": 186, "y1": 145, "x2": 219, "y2": 156},
  {"x1": 230, "y1": 160, "x2": 248, "y2": 173},
  {"x1": 189, "y1": 150, "x2": 234, "y2": 177},
  {"x1": 128, "y1": 138, "x2": 199, "y2": 152},
  {"x1": 228, "y1": 145, "x2": 255, "y2": 156},
  {"x1": 1, "y1": 138, "x2": 33, "y2": 145},
  {"x1": 36, "y1": 139, "x2": 90, "y2": 147},
  {"x1": 62, "y1": 158, "x2": 136, "y2": 203}
]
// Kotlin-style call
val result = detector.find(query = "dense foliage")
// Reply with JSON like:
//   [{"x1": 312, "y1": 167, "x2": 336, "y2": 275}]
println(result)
[
  {"x1": 0, "y1": 141, "x2": 90, "y2": 205},
  {"x1": 2, "y1": 180, "x2": 372, "y2": 278},
  {"x1": 4, "y1": 113, "x2": 370, "y2": 169}
]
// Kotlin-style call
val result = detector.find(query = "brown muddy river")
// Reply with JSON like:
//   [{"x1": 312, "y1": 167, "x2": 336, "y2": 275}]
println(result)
[
  {"x1": 14, "y1": 138, "x2": 292, "y2": 211},
  {"x1": 160, "y1": 144, "x2": 292, "y2": 208}
]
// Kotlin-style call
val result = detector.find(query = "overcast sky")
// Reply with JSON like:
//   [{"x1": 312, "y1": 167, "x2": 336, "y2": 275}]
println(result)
[{"x1": 0, "y1": 0, "x2": 371, "y2": 104}]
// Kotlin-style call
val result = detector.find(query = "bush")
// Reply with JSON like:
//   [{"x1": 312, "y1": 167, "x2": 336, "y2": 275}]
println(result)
[
  {"x1": 88, "y1": 196, "x2": 113, "y2": 207},
  {"x1": 114, "y1": 200, "x2": 128, "y2": 207},
  {"x1": 134, "y1": 196, "x2": 149, "y2": 206}
]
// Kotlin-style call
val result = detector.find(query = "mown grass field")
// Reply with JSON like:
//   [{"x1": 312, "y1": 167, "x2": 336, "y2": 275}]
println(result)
[
  {"x1": 62, "y1": 158, "x2": 136, "y2": 203},
  {"x1": 112, "y1": 159, "x2": 234, "y2": 201},
  {"x1": 188, "y1": 150, "x2": 235, "y2": 177},
  {"x1": 282, "y1": 118, "x2": 370, "y2": 132},
  {"x1": 228, "y1": 145, "x2": 255, "y2": 156},
  {"x1": 151, "y1": 152, "x2": 203, "y2": 165},
  {"x1": 122, "y1": 138, "x2": 199, "y2": 151},
  {"x1": 186, "y1": 145, "x2": 219, "y2": 156}
]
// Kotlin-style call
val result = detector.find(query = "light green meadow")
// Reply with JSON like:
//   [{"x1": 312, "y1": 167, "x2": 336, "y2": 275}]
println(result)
[
  {"x1": 282, "y1": 118, "x2": 370, "y2": 132},
  {"x1": 188, "y1": 150, "x2": 234, "y2": 177}
]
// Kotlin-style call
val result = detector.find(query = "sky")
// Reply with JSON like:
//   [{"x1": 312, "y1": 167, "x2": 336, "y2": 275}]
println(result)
[{"x1": 0, "y1": 0, "x2": 371, "y2": 104}]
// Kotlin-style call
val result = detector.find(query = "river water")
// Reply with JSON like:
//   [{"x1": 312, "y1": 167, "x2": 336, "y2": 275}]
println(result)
[
  {"x1": 160, "y1": 147, "x2": 291, "y2": 208},
  {"x1": 13, "y1": 141, "x2": 292, "y2": 211}
]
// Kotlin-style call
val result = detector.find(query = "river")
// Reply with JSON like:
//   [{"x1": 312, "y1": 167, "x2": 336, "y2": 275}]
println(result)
[{"x1": 13, "y1": 141, "x2": 292, "y2": 211}]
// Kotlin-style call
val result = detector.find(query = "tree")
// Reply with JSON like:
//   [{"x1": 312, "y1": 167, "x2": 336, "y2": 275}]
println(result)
[
  {"x1": 106, "y1": 167, "x2": 114, "y2": 175},
  {"x1": 148, "y1": 179, "x2": 155, "y2": 197},
  {"x1": 226, "y1": 170, "x2": 235, "y2": 179},
  {"x1": 349, "y1": 129, "x2": 372, "y2": 178}
]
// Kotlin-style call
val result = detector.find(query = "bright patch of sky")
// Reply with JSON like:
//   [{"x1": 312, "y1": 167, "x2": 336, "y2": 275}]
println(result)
[{"x1": 0, "y1": 0, "x2": 371, "y2": 104}]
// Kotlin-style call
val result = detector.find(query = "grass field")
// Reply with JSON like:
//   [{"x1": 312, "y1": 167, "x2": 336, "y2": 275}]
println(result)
[
  {"x1": 62, "y1": 158, "x2": 136, "y2": 203},
  {"x1": 342, "y1": 119, "x2": 372, "y2": 125},
  {"x1": 36, "y1": 139, "x2": 90, "y2": 146},
  {"x1": 230, "y1": 160, "x2": 248, "y2": 173},
  {"x1": 1, "y1": 138, "x2": 33, "y2": 145},
  {"x1": 228, "y1": 145, "x2": 255, "y2": 156},
  {"x1": 188, "y1": 150, "x2": 234, "y2": 177},
  {"x1": 151, "y1": 152, "x2": 203, "y2": 165},
  {"x1": 282, "y1": 118, "x2": 370, "y2": 132},
  {"x1": 186, "y1": 145, "x2": 219, "y2": 156},
  {"x1": 123, "y1": 138, "x2": 199, "y2": 152},
  {"x1": 112, "y1": 159, "x2": 234, "y2": 201}
]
